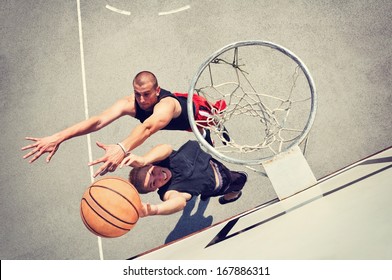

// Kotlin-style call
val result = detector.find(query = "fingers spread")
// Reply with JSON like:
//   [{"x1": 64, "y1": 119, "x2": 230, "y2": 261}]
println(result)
[
  {"x1": 88, "y1": 157, "x2": 106, "y2": 166},
  {"x1": 46, "y1": 151, "x2": 55, "y2": 163},
  {"x1": 93, "y1": 163, "x2": 118, "y2": 178},
  {"x1": 23, "y1": 146, "x2": 39, "y2": 159},
  {"x1": 119, "y1": 157, "x2": 131, "y2": 168},
  {"x1": 25, "y1": 137, "x2": 39, "y2": 141},
  {"x1": 95, "y1": 141, "x2": 107, "y2": 150},
  {"x1": 21, "y1": 143, "x2": 37, "y2": 151}
]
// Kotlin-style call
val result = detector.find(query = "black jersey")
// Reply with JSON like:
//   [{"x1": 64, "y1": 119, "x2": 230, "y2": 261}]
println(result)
[
  {"x1": 157, "y1": 141, "x2": 216, "y2": 200},
  {"x1": 134, "y1": 88, "x2": 191, "y2": 131}
]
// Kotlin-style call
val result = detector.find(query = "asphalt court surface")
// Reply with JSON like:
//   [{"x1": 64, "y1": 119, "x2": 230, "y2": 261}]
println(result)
[{"x1": 1, "y1": 1, "x2": 391, "y2": 259}]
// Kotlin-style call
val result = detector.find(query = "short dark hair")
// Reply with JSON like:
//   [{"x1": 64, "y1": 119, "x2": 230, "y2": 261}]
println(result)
[
  {"x1": 133, "y1": 71, "x2": 158, "y2": 89},
  {"x1": 129, "y1": 166, "x2": 150, "y2": 194}
]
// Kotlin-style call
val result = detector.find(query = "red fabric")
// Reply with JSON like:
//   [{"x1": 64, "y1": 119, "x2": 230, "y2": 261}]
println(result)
[{"x1": 173, "y1": 93, "x2": 227, "y2": 131}]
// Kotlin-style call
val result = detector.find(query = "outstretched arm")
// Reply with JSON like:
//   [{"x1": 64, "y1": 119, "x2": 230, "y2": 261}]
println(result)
[
  {"x1": 120, "y1": 144, "x2": 173, "y2": 168},
  {"x1": 89, "y1": 97, "x2": 178, "y2": 177},
  {"x1": 139, "y1": 191, "x2": 190, "y2": 217},
  {"x1": 122, "y1": 97, "x2": 178, "y2": 152},
  {"x1": 21, "y1": 97, "x2": 133, "y2": 163}
]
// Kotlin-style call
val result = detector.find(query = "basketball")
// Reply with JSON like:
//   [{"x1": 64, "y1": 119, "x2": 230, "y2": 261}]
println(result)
[{"x1": 80, "y1": 176, "x2": 142, "y2": 238}]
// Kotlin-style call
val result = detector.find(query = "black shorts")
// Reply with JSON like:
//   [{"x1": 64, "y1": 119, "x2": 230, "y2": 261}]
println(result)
[{"x1": 209, "y1": 159, "x2": 245, "y2": 196}]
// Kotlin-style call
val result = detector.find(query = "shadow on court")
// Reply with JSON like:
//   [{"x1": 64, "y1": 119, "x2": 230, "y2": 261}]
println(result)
[{"x1": 165, "y1": 198, "x2": 213, "y2": 244}]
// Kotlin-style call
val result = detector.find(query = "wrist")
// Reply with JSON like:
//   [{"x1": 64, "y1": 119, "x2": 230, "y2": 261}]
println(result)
[
  {"x1": 54, "y1": 132, "x2": 66, "y2": 143},
  {"x1": 153, "y1": 205, "x2": 159, "y2": 215},
  {"x1": 117, "y1": 142, "x2": 128, "y2": 155}
]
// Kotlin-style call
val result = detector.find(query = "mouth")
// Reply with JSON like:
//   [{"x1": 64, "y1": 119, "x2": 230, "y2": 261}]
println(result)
[{"x1": 142, "y1": 106, "x2": 153, "y2": 112}]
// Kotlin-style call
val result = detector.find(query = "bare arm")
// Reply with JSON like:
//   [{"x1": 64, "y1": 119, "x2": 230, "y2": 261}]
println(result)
[
  {"x1": 120, "y1": 144, "x2": 173, "y2": 168},
  {"x1": 121, "y1": 97, "x2": 178, "y2": 152},
  {"x1": 89, "y1": 97, "x2": 179, "y2": 177},
  {"x1": 139, "y1": 191, "x2": 190, "y2": 217},
  {"x1": 22, "y1": 97, "x2": 133, "y2": 163}
]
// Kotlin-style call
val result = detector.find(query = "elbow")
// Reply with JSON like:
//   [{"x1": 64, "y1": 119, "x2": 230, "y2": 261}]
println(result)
[
  {"x1": 161, "y1": 144, "x2": 173, "y2": 154},
  {"x1": 141, "y1": 118, "x2": 169, "y2": 138},
  {"x1": 90, "y1": 116, "x2": 103, "y2": 130},
  {"x1": 178, "y1": 200, "x2": 187, "y2": 211},
  {"x1": 141, "y1": 122, "x2": 157, "y2": 138}
]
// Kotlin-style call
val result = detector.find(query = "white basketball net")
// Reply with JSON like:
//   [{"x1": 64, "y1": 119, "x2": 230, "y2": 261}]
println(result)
[{"x1": 188, "y1": 41, "x2": 316, "y2": 165}]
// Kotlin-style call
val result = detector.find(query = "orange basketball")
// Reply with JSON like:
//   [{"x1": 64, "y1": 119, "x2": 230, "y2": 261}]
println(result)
[{"x1": 80, "y1": 176, "x2": 142, "y2": 238}]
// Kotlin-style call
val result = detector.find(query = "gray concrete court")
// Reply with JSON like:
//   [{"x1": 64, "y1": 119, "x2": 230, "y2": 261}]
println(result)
[{"x1": 1, "y1": 0, "x2": 391, "y2": 260}]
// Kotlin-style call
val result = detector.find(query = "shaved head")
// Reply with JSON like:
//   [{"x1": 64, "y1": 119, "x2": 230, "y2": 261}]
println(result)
[{"x1": 133, "y1": 71, "x2": 158, "y2": 89}]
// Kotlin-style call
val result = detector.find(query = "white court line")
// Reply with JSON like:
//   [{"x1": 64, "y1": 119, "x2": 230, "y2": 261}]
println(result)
[
  {"x1": 105, "y1": 4, "x2": 131, "y2": 16},
  {"x1": 158, "y1": 5, "x2": 190, "y2": 16},
  {"x1": 76, "y1": 0, "x2": 104, "y2": 261}
]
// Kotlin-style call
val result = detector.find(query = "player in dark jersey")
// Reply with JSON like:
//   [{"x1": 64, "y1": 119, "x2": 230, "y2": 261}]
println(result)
[
  {"x1": 122, "y1": 140, "x2": 247, "y2": 217},
  {"x1": 22, "y1": 71, "x2": 222, "y2": 177},
  {"x1": 134, "y1": 87, "x2": 216, "y2": 143}
]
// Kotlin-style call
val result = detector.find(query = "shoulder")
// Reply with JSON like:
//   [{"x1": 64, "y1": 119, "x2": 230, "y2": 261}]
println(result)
[
  {"x1": 154, "y1": 95, "x2": 181, "y2": 116},
  {"x1": 118, "y1": 95, "x2": 136, "y2": 116},
  {"x1": 176, "y1": 140, "x2": 202, "y2": 154},
  {"x1": 98, "y1": 95, "x2": 136, "y2": 119},
  {"x1": 158, "y1": 89, "x2": 180, "y2": 106}
]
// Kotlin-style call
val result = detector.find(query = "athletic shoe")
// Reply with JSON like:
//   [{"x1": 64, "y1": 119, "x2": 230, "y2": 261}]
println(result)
[
  {"x1": 219, "y1": 191, "x2": 242, "y2": 205},
  {"x1": 229, "y1": 171, "x2": 248, "y2": 190},
  {"x1": 204, "y1": 129, "x2": 214, "y2": 146},
  {"x1": 222, "y1": 126, "x2": 231, "y2": 145}
]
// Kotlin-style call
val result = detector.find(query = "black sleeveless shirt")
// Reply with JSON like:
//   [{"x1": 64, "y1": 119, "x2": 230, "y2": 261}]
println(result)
[
  {"x1": 134, "y1": 89, "x2": 191, "y2": 131},
  {"x1": 157, "y1": 141, "x2": 216, "y2": 200}
]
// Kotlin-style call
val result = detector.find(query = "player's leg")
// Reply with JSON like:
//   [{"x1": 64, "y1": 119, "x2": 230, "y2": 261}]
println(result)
[{"x1": 219, "y1": 171, "x2": 247, "y2": 204}]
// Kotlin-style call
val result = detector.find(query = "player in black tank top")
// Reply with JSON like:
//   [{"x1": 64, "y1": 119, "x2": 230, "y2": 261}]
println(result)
[
  {"x1": 22, "y1": 71, "x2": 215, "y2": 178},
  {"x1": 134, "y1": 89, "x2": 192, "y2": 131},
  {"x1": 125, "y1": 141, "x2": 248, "y2": 217}
]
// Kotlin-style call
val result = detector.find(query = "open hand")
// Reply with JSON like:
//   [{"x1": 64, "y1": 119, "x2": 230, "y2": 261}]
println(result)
[
  {"x1": 21, "y1": 136, "x2": 60, "y2": 163},
  {"x1": 88, "y1": 141, "x2": 126, "y2": 177},
  {"x1": 119, "y1": 153, "x2": 147, "y2": 168}
]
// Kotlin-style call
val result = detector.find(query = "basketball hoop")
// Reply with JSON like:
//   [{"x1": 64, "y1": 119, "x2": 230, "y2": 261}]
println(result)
[{"x1": 187, "y1": 40, "x2": 317, "y2": 166}]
